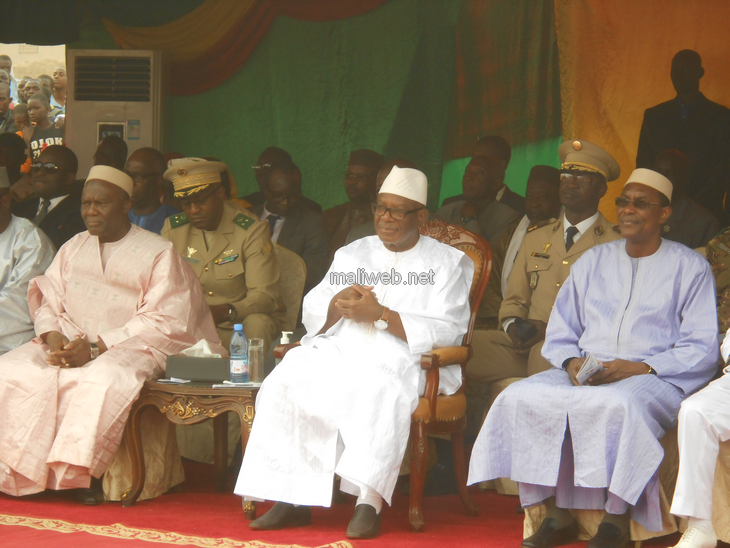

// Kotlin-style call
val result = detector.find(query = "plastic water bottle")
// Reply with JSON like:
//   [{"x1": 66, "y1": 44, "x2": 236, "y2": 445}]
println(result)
[{"x1": 229, "y1": 324, "x2": 248, "y2": 383}]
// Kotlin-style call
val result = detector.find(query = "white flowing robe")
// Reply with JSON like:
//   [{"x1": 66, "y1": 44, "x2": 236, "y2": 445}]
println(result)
[
  {"x1": 469, "y1": 239, "x2": 719, "y2": 531},
  {"x1": 0, "y1": 215, "x2": 55, "y2": 354},
  {"x1": 0, "y1": 225, "x2": 224, "y2": 496},
  {"x1": 235, "y1": 235, "x2": 473, "y2": 506}
]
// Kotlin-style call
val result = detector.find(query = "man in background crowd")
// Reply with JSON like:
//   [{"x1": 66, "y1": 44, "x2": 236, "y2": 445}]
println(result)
[
  {"x1": 125, "y1": 148, "x2": 180, "y2": 234},
  {"x1": 0, "y1": 167, "x2": 55, "y2": 354}
]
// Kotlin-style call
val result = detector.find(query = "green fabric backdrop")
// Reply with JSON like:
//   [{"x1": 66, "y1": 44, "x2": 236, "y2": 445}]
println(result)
[
  {"x1": 69, "y1": 0, "x2": 564, "y2": 210},
  {"x1": 73, "y1": 0, "x2": 462, "y2": 210}
]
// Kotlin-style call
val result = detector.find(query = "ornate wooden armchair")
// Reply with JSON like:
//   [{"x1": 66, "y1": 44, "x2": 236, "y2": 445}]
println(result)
[
  {"x1": 273, "y1": 219, "x2": 491, "y2": 532},
  {"x1": 407, "y1": 219, "x2": 490, "y2": 531}
]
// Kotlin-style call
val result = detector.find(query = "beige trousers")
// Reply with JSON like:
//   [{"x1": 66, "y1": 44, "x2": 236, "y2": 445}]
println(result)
[{"x1": 467, "y1": 329, "x2": 552, "y2": 383}]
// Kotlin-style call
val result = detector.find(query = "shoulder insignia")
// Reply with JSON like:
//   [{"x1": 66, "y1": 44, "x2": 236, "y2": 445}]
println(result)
[
  {"x1": 527, "y1": 217, "x2": 558, "y2": 233},
  {"x1": 169, "y1": 213, "x2": 189, "y2": 228},
  {"x1": 234, "y1": 213, "x2": 255, "y2": 231},
  {"x1": 612, "y1": 225, "x2": 622, "y2": 235},
  {"x1": 594, "y1": 225, "x2": 604, "y2": 236}
]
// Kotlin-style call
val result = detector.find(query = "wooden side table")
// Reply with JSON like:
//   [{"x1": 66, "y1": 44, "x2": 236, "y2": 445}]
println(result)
[{"x1": 120, "y1": 380, "x2": 259, "y2": 518}]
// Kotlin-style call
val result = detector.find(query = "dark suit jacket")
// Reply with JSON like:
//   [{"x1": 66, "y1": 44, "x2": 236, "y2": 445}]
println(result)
[
  {"x1": 244, "y1": 191, "x2": 322, "y2": 214},
  {"x1": 440, "y1": 185, "x2": 525, "y2": 214},
  {"x1": 12, "y1": 189, "x2": 86, "y2": 249},
  {"x1": 252, "y1": 203, "x2": 330, "y2": 294},
  {"x1": 637, "y1": 93, "x2": 730, "y2": 223}
]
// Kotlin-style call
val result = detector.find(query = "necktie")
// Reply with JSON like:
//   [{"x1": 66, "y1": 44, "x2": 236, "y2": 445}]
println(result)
[
  {"x1": 267, "y1": 215, "x2": 280, "y2": 236},
  {"x1": 565, "y1": 225, "x2": 580, "y2": 251},
  {"x1": 33, "y1": 199, "x2": 50, "y2": 226}
]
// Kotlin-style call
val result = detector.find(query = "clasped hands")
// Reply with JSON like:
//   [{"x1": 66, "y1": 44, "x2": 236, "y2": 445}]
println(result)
[
  {"x1": 566, "y1": 357, "x2": 649, "y2": 387},
  {"x1": 333, "y1": 285, "x2": 384, "y2": 324},
  {"x1": 506, "y1": 319, "x2": 547, "y2": 354},
  {"x1": 43, "y1": 331, "x2": 97, "y2": 368}
]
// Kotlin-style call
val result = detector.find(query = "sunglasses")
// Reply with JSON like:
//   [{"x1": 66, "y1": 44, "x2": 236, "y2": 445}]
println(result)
[
  {"x1": 615, "y1": 197, "x2": 662, "y2": 210},
  {"x1": 31, "y1": 162, "x2": 63, "y2": 174},
  {"x1": 559, "y1": 172, "x2": 595, "y2": 186}
]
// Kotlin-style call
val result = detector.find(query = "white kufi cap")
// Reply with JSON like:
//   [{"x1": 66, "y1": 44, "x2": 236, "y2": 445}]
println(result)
[
  {"x1": 85, "y1": 165, "x2": 134, "y2": 197},
  {"x1": 624, "y1": 168, "x2": 673, "y2": 202},
  {"x1": 378, "y1": 166, "x2": 427, "y2": 206}
]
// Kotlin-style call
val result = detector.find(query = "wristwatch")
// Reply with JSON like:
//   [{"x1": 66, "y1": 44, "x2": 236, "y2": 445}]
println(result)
[
  {"x1": 461, "y1": 215, "x2": 477, "y2": 225},
  {"x1": 374, "y1": 306, "x2": 390, "y2": 330},
  {"x1": 227, "y1": 304, "x2": 238, "y2": 323},
  {"x1": 89, "y1": 343, "x2": 99, "y2": 360}
]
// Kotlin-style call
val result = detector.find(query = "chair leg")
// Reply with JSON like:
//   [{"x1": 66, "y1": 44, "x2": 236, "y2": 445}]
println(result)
[
  {"x1": 451, "y1": 429, "x2": 478, "y2": 517},
  {"x1": 213, "y1": 413, "x2": 228, "y2": 492},
  {"x1": 120, "y1": 403, "x2": 147, "y2": 507},
  {"x1": 409, "y1": 421, "x2": 428, "y2": 533}
]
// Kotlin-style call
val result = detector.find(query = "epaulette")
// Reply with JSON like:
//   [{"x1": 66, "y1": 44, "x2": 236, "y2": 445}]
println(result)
[
  {"x1": 612, "y1": 225, "x2": 622, "y2": 235},
  {"x1": 527, "y1": 217, "x2": 558, "y2": 233},
  {"x1": 168, "y1": 212, "x2": 189, "y2": 228},
  {"x1": 234, "y1": 213, "x2": 255, "y2": 231}
]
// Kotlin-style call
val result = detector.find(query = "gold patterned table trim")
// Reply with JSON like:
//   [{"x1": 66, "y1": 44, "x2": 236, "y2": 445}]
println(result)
[{"x1": 0, "y1": 513, "x2": 353, "y2": 548}]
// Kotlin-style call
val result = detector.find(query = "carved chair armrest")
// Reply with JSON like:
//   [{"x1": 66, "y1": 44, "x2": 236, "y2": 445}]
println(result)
[
  {"x1": 273, "y1": 342, "x2": 301, "y2": 360},
  {"x1": 419, "y1": 345, "x2": 471, "y2": 421},
  {"x1": 420, "y1": 345, "x2": 472, "y2": 370}
]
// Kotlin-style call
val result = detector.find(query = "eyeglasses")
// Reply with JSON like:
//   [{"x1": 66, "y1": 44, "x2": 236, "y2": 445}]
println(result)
[
  {"x1": 615, "y1": 197, "x2": 662, "y2": 210},
  {"x1": 371, "y1": 203, "x2": 424, "y2": 221},
  {"x1": 346, "y1": 171, "x2": 370, "y2": 181},
  {"x1": 31, "y1": 162, "x2": 62, "y2": 174},
  {"x1": 560, "y1": 172, "x2": 596, "y2": 186},
  {"x1": 251, "y1": 163, "x2": 271, "y2": 170}
]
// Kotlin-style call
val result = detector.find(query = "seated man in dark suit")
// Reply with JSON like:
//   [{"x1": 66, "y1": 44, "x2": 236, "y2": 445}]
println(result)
[
  {"x1": 12, "y1": 145, "x2": 85, "y2": 249},
  {"x1": 435, "y1": 154, "x2": 521, "y2": 249},
  {"x1": 637, "y1": 49, "x2": 730, "y2": 225},
  {"x1": 253, "y1": 162, "x2": 329, "y2": 295},
  {"x1": 442, "y1": 134, "x2": 525, "y2": 214},
  {"x1": 245, "y1": 147, "x2": 321, "y2": 213},
  {"x1": 654, "y1": 148, "x2": 718, "y2": 248}
]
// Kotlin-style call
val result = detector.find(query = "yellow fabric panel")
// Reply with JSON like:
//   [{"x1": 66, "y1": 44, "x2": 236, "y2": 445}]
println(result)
[
  {"x1": 555, "y1": 0, "x2": 730, "y2": 222},
  {"x1": 102, "y1": 0, "x2": 258, "y2": 63}
]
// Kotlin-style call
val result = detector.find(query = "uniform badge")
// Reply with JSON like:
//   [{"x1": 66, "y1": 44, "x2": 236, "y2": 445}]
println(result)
[
  {"x1": 214, "y1": 254, "x2": 239, "y2": 265},
  {"x1": 177, "y1": 168, "x2": 187, "y2": 176},
  {"x1": 531, "y1": 252, "x2": 550, "y2": 259},
  {"x1": 594, "y1": 225, "x2": 604, "y2": 236},
  {"x1": 223, "y1": 249, "x2": 234, "y2": 257},
  {"x1": 543, "y1": 243, "x2": 552, "y2": 253},
  {"x1": 187, "y1": 246, "x2": 197, "y2": 258},
  {"x1": 572, "y1": 140, "x2": 582, "y2": 151},
  {"x1": 530, "y1": 271, "x2": 539, "y2": 290}
]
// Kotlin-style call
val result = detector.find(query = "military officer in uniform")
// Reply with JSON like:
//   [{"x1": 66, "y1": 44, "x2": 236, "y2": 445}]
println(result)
[
  {"x1": 162, "y1": 157, "x2": 288, "y2": 464},
  {"x1": 467, "y1": 140, "x2": 623, "y2": 390},
  {"x1": 162, "y1": 158, "x2": 287, "y2": 351}
]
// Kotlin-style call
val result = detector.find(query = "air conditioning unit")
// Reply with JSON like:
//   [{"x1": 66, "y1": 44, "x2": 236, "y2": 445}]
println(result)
[{"x1": 65, "y1": 49, "x2": 163, "y2": 178}]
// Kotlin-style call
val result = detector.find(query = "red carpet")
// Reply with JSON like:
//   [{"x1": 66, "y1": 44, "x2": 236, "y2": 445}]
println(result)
[{"x1": 0, "y1": 461, "x2": 693, "y2": 547}]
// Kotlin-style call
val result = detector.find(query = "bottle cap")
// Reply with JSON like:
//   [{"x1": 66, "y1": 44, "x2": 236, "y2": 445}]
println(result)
[
  {"x1": 281, "y1": 331, "x2": 293, "y2": 344},
  {"x1": 234, "y1": 323, "x2": 243, "y2": 331}
]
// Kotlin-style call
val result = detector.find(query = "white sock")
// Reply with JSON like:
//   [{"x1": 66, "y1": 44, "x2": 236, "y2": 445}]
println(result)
[
  {"x1": 356, "y1": 485, "x2": 383, "y2": 515},
  {"x1": 688, "y1": 518, "x2": 716, "y2": 538}
]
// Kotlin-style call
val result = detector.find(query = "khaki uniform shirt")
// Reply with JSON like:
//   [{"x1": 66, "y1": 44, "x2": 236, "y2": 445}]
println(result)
[
  {"x1": 161, "y1": 201, "x2": 287, "y2": 331},
  {"x1": 499, "y1": 212, "x2": 622, "y2": 325}
]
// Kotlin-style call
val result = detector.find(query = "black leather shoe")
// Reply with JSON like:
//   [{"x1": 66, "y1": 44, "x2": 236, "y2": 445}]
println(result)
[
  {"x1": 587, "y1": 522, "x2": 630, "y2": 548},
  {"x1": 249, "y1": 502, "x2": 311, "y2": 530},
  {"x1": 346, "y1": 504, "x2": 382, "y2": 539},
  {"x1": 76, "y1": 476, "x2": 104, "y2": 505},
  {"x1": 522, "y1": 517, "x2": 579, "y2": 548}
]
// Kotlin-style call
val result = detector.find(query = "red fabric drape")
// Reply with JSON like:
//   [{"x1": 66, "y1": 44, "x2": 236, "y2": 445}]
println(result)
[{"x1": 166, "y1": 0, "x2": 389, "y2": 96}]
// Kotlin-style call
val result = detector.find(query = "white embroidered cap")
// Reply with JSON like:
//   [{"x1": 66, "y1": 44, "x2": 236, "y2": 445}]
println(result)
[
  {"x1": 85, "y1": 165, "x2": 134, "y2": 197},
  {"x1": 624, "y1": 168, "x2": 673, "y2": 202},
  {"x1": 378, "y1": 166, "x2": 428, "y2": 206}
]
